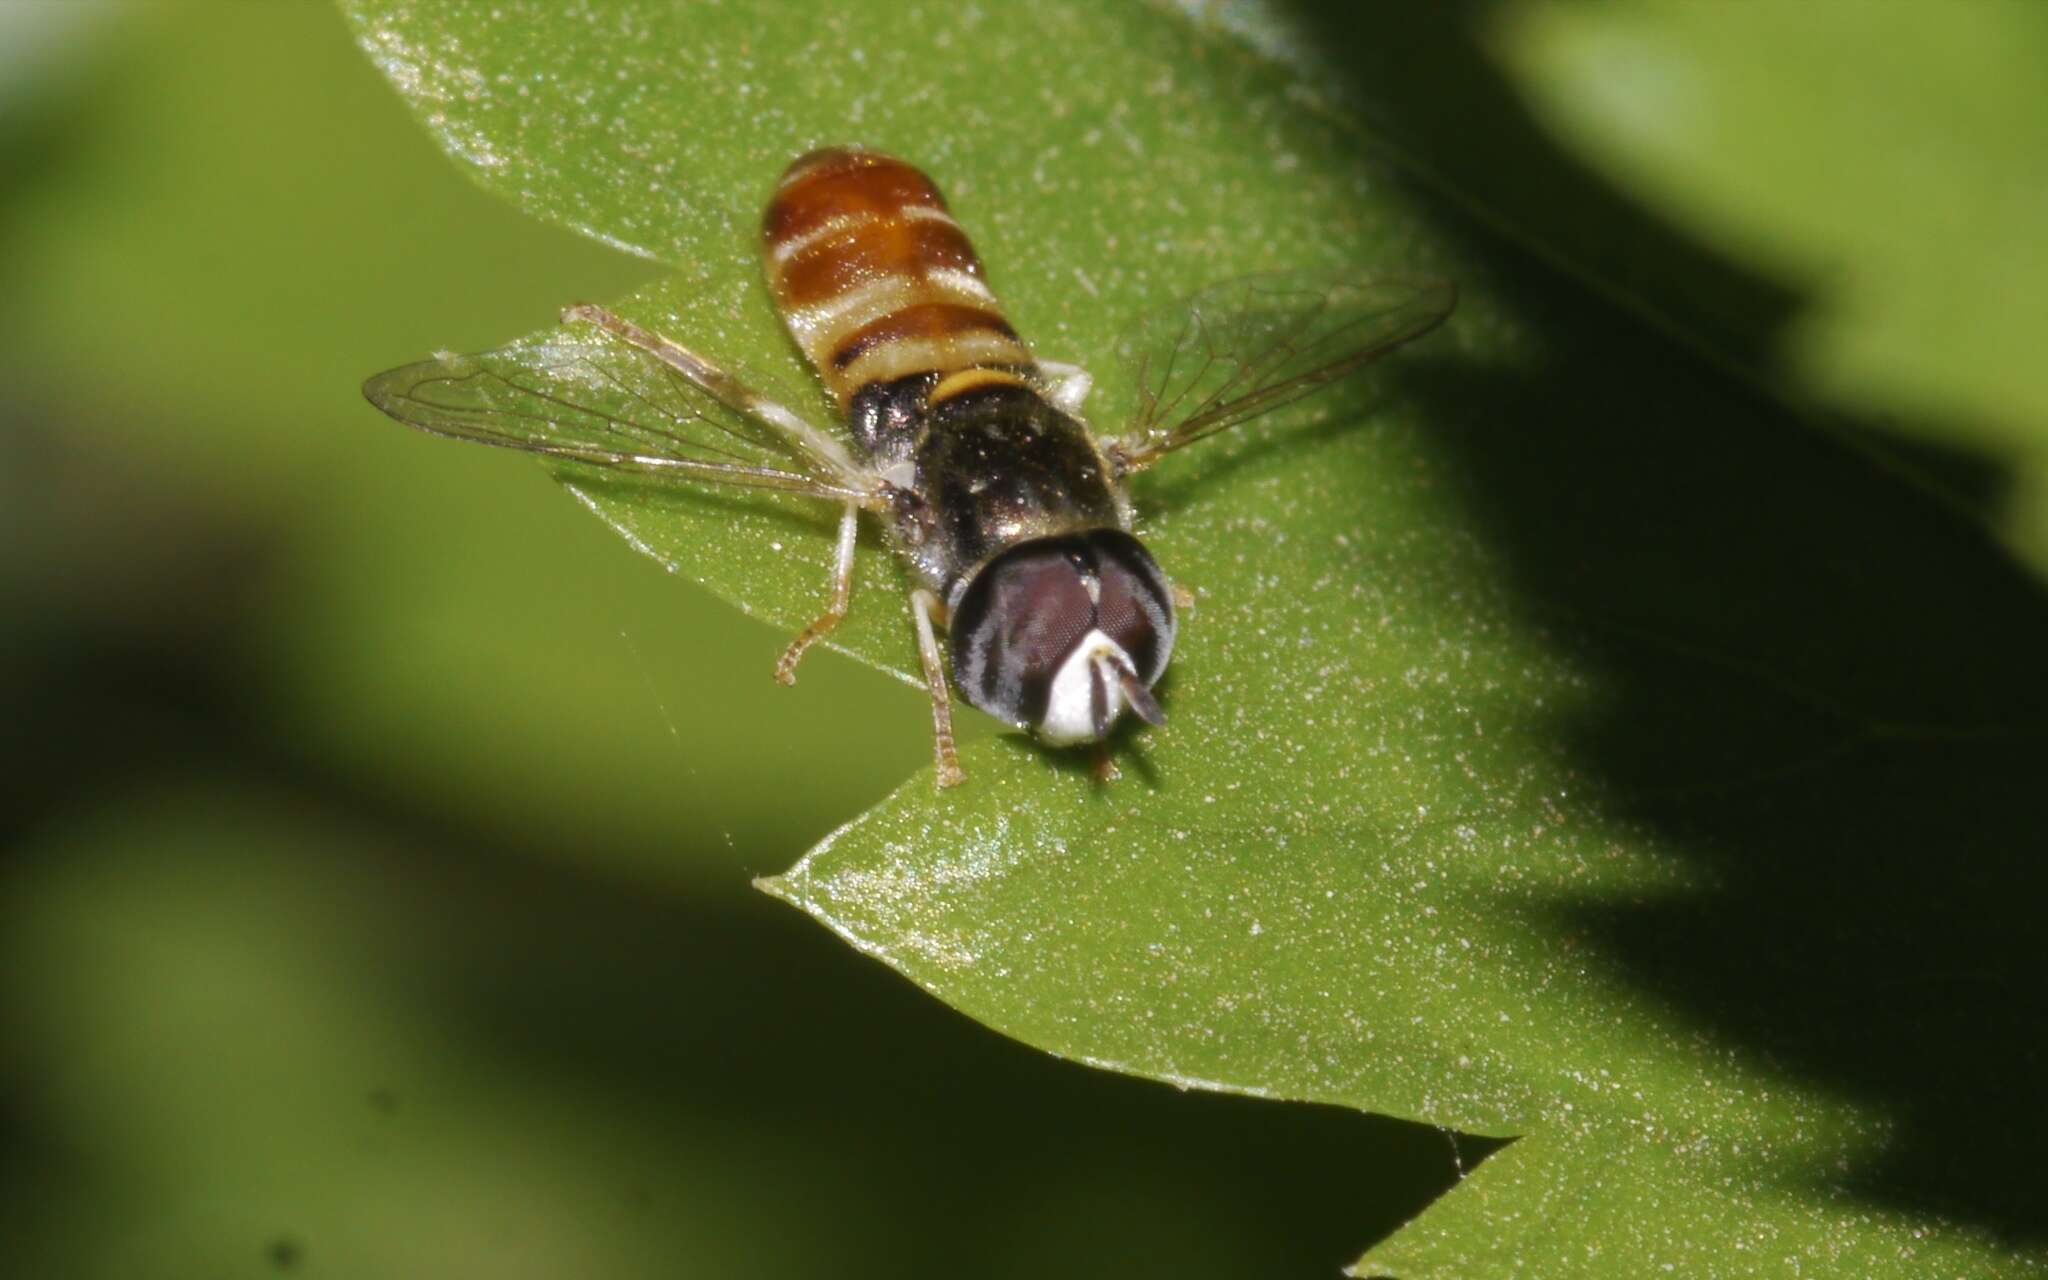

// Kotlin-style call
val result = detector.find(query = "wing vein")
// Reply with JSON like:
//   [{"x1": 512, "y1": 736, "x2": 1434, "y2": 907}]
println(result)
[{"x1": 1110, "y1": 272, "x2": 1455, "y2": 470}]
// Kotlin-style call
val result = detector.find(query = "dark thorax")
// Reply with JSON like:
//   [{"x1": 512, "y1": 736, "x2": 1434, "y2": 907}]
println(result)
[{"x1": 854, "y1": 379, "x2": 1127, "y2": 603}]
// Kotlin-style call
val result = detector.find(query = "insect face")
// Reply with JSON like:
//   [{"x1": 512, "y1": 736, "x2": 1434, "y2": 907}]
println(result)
[{"x1": 948, "y1": 530, "x2": 1175, "y2": 745}]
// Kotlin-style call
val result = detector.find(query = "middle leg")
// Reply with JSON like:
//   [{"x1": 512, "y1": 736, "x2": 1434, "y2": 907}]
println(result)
[
  {"x1": 909, "y1": 588, "x2": 966, "y2": 788},
  {"x1": 775, "y1": 501, "x2": 861, "y2": 685}
]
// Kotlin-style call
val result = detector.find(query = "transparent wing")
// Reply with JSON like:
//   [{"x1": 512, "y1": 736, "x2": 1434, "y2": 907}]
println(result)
[
  {"x1": 1107, "y1": 273, "x2": 1455, "y2": 471},
  {"x1": 363, "y1": 307, "x2": 873, "y2": 502}
]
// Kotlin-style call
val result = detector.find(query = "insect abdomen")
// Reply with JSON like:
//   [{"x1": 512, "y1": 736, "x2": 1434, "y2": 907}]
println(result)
[{"x1": 763, "y1": 148, "x2": 1035, "y2": 409}]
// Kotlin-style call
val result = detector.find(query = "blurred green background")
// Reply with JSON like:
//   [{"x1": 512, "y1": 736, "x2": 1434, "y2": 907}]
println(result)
[{"x1": 5, "y1": 2, "x2": 2044, "y2": 1277}]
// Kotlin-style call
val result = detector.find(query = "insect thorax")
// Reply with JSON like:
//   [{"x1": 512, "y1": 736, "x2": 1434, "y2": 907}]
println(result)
[{"x1": 873, "y1": 382, "x2": 1125, "y2": 603}]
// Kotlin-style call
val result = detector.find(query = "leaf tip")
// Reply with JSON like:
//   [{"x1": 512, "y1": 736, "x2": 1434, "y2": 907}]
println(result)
[{"x1": 751, "y1": 872, "x2": 796, "y2": 903}]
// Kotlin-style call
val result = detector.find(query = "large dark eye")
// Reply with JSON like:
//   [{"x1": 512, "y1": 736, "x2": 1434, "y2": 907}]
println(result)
[
  {"x1": 949, "y1": 530, "x2": 1176, "y2": 731},
  {"x1": 1087, "y1": 530, "x2": 1175, "y2": 685},
  {"x1": 949, "y1": 540, "x2": 1096, "y2": 726}
]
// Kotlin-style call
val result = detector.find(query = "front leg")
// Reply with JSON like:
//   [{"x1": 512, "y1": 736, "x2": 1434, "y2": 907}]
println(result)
[{"x1": 909, "y1": 588, "x2": 966, "y2": 788}]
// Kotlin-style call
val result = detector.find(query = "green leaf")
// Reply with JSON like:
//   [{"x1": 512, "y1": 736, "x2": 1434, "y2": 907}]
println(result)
[
  {"x1": 1485, "y1": 0, "x2": 2048, "y2": 575},
  {"x1": 340, "y1": 0, "x2": 2048, "y2": 1274}
]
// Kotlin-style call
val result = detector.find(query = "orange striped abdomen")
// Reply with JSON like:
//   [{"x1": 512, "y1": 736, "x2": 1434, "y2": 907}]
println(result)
[{"x1": 763, "y1": 148, "x2": 1036, "y2": 408}]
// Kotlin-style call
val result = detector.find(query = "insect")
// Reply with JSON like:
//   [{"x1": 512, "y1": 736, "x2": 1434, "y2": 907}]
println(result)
[{"x1": 363, "y1": 148, "x2": 1453, "y2": 786}]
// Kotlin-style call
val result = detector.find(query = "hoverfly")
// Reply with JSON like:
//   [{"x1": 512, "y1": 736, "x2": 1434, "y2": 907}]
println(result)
[{"x1": 364, "y1": 148, "x2": 1453, "y2": 787}]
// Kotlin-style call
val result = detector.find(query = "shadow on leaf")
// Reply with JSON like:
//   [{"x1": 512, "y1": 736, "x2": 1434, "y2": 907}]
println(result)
[{"x1": 1279, "y1": 0, "x2": 2048, "y2": 1244}]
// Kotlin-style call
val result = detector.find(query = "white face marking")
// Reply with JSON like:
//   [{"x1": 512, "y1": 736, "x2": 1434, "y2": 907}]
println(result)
[{"x1": 1037, "y1": 629, "x2": 1133, "y2": 746}]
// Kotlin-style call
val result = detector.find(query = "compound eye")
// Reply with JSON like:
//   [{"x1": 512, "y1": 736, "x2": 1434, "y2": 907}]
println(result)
[
  {"x1": 949, "y1": 542, "x2": 1097, "y2": 726},
  {"x1": 1087, "y1": 531, "x2": 1176, "y2": 686}
]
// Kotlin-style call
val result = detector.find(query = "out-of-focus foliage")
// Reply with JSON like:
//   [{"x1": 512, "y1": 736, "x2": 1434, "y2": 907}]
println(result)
[
  {"x1": 339, "y1": 0, "x2": 2048, "y2": 1275},
  {"x1": 1180, "y1": 0, "x2": 2048, "y2": 576},
  {"x1": 1489, "y1": 0, "x2": 2048, "y2": 570}
]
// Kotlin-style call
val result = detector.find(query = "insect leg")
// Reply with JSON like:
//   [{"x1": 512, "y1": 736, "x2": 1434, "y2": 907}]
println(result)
[
  {"x1": 909, "y1": 588, "x2": 966, "y2": 788},
  {"x1": 775, "y1": 501, "x2": 861, "y2": 685}
]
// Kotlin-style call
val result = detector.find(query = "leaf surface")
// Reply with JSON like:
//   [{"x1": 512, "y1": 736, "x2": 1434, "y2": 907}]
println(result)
[{"x1": 340, "y1": 1, "x2": 2048, "y2": 1273}]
